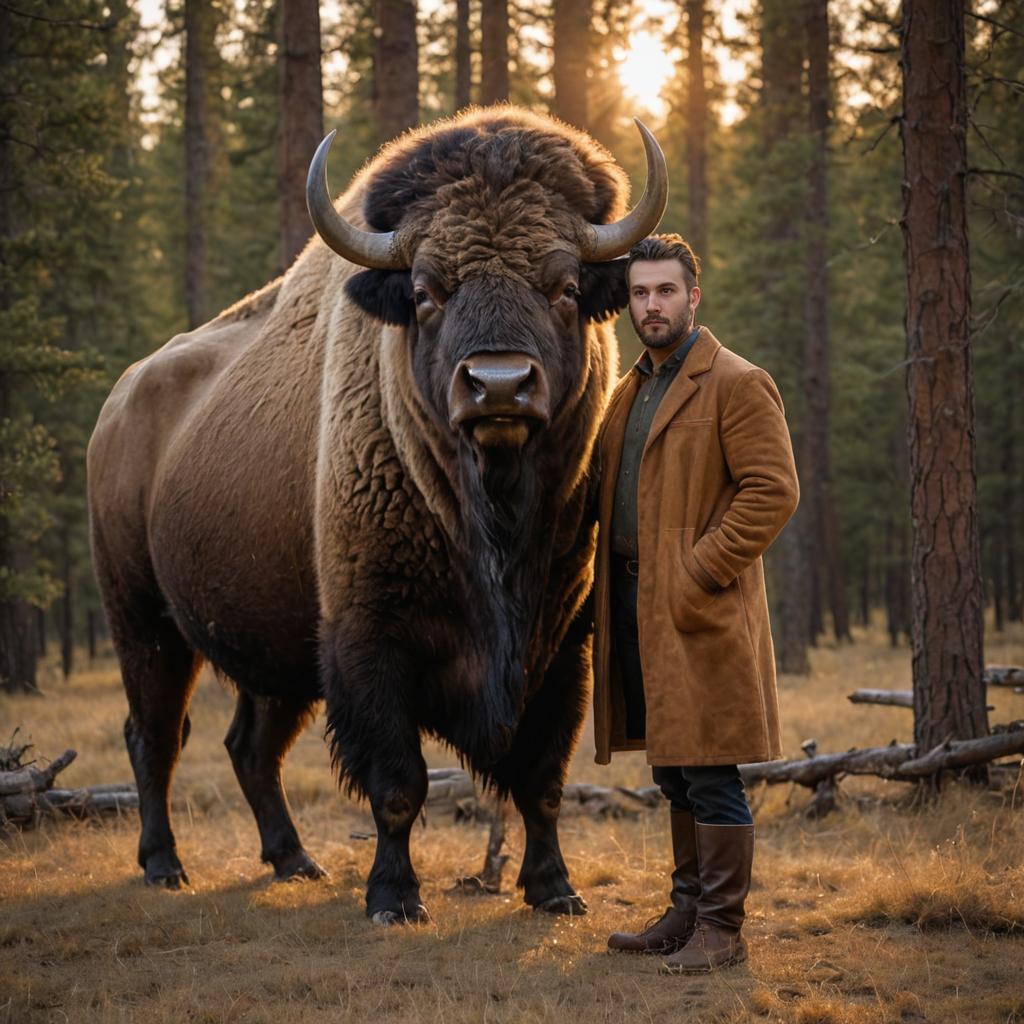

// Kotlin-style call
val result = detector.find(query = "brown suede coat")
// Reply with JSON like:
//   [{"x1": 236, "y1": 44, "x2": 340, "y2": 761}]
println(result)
[{"x1": 593, "y1": 327, "x2": 799, "y2": 766}]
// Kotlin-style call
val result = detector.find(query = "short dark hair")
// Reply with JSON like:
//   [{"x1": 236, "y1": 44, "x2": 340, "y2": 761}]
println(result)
[{"x1": 626, "y1": 234, "x2": 701, "y2": 290}]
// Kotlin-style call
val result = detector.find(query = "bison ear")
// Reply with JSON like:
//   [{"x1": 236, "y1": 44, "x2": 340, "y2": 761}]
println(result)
[
  {"x1": 345, "y1": 269, "x2": 414, "y2": 326},
  {"x1": 579, "y1": 258, "x2": 629, "y2": 323}
]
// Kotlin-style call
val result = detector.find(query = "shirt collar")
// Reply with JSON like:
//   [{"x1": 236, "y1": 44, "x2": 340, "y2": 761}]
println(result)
[{"x1": 635, "y1": 326, "x2": 701, "y2": 377}]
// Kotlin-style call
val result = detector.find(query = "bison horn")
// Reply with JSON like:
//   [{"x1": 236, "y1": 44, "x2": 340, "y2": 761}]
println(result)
[
  {"x1": 306, "y1": 130, "x2": 404, "y2": 270},
  {"x1": 581, "y1": 119, "x2": 669, "y2": 262}
]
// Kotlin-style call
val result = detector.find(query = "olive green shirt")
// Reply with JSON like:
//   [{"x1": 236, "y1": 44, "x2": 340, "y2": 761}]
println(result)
[{"x1": 609, "y1": 328, "x2": 701, "y2": 559}]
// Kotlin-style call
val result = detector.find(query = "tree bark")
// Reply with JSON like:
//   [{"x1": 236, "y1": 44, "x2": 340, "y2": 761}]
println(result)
[
  {"x1": 480, "y1": 0, "x2": 509, "y2": 104},
  {"x1": 802, "y1": 0, "x2": 849, "y2": 644},
  {"x1": 552, "y1": 0, "x2": 590, "y2": 129},
  {"x1": 0, "y1": 552, "x2": 39, "y2": 695},
  {"x1": 900, "y1": 0, "x2": 987, "y2": 754},
  {"x1": 684, "y1": 0, "x2": 708, "y2": 258},
  {"x1": 777, "y1": 509, "x2": 811, "y2": 674},
  {"x1": 184, "y1": 0, "x2": 212, "y2": 330},
  {"x1": 374, "y1": 0, "x2": 419, "y2": 145},
  {"x1": 999, "y1": 331, "x2": 1020, "y2": 622},
  {"x1": 454, "y1": 0, "x2": 471, "y2": 110},
  {"x1": 278, "y1": 0, "x2": 323, "y2": 271}
]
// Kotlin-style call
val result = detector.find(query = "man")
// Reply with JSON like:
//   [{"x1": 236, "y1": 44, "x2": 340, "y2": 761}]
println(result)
[{"x1": 592, "y1": 234, "x2": 799, "y2": 973}]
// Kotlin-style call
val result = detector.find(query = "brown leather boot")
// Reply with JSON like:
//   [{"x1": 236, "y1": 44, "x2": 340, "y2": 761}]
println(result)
[
  {"x1": 661, "y1": 823, "x2": 753, "y2": 974},
  {"x1": 608, "y1": 810, "x2": 699, "y2": 954}
]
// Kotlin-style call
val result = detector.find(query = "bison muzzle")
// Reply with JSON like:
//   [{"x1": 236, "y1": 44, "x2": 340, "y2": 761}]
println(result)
[{"x1": 87, "y1": 106, "x2": 667, "y2": 923}]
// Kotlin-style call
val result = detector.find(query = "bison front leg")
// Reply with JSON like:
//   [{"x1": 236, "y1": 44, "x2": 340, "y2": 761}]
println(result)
[
  {"x1": 495, "y1": 630, "x2": 589, "y2": 916},
  {"x1": 323, "y1": 628, "x2": 429, "y2": 925}
]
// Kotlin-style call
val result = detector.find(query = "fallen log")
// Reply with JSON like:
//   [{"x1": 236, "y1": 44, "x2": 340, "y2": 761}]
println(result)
[
  {"x1": 424, "y1": 767, "x2": 476, "y2": 810},
  {"x1": 847, "y1": 689, "x2": 913, "y2": 708},
  {"x1": 985, "y1": 666, "x2": 1024, "y2": 688},
  {"x1": 738, "y1": 723, "x2": 1024, "y2": 789},
  {"x1": 562, "y1": 782, "x2": 661, "y2": 816},
  {"x1": 895, "y1": 729, "x2": 1024, "y2": 777},
  {"x1": 0, "y1": 749, "x2": 77, "y2": 796},
  {"x1": 2, "y1": 786, "x2": 138, "y2": 825},
  {"x1": 849, "y1": 672, "x2": 1024, "y2": 707},
  {"x1": 423, "y1": 770, "x2": 665, "y2": 820},
  {"x1": 739, "y1": 742, "x2": 915, "y2": 787}
]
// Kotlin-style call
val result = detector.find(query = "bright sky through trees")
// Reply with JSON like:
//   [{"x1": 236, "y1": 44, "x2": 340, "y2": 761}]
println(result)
[{"x1": 137, "y1": 0, "x2": 750, "y2": 130}]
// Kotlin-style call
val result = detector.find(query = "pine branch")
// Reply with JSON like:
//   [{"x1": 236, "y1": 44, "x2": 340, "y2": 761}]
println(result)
[
  {"x1": 0, "y1": 2, "x2": 111, "y2": 31},
  {"x1": 968, "y1": 167, "x2": 1024, "y2": 183},
  {"x1": 863, "y1": 114, "x2": 900, "y2": 154},
  {"x1": 966, "y1": 10, "x2": 1024, "y2": 40}
]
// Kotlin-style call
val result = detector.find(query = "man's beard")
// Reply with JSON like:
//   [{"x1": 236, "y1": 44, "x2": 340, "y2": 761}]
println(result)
[{"x1": 630, "y1": 302, "x2": 693, "y2": 350}]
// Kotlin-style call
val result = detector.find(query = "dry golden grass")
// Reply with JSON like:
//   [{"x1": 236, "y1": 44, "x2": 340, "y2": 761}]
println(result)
[{"x1": 2, "y1": 621, "x2": 1024, "y2": 1024}]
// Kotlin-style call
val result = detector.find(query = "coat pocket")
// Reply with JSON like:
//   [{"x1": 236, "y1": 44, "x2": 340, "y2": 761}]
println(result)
[{"x1": 666, "y1": 527, "x2": 721, "y2": 629}]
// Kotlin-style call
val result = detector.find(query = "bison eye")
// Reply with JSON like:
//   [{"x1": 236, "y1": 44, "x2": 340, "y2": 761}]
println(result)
[
  {"x1": 414, "y1": 288, "x2": 431, "y2": 307},
  {"x1": 562, "y1": 282, "x2": 580, "y2": 300}
]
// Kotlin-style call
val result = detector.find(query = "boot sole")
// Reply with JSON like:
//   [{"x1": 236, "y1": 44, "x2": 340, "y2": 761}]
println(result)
[
  {"x1": 660, "y1": 949, "x2": 747, "y2": 975},
  {"x1": 608, "y1": 943, "x2": 687, "y2": 955}
]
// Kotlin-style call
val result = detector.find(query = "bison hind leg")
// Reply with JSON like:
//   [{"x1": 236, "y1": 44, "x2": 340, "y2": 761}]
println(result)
[
  {"x1": 224, "y1": 690, "x2": 326, "y2": 881},
  {"x1": 111, "y1": 595, "x2": 202, "y2": 889}
]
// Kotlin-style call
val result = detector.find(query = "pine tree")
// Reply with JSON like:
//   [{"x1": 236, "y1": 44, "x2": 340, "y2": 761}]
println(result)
[
  {"x1": 278, "y1": 0, "x2": 323, "y2": 271},
  {"x1": 0, "y1": 1, "x2": 123, "y2": 691},
  {"x1": 900, "y1": 0, "x2": 987, "y2": 755}
]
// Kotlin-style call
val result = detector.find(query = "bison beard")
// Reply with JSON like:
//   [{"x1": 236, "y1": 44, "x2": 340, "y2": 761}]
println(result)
[
  {"x1": 457, "y1": 436, "x2": 545, "y2": 761},
  {"x1": 88, "y1": 105, "x2": 665, "y2": 925}
]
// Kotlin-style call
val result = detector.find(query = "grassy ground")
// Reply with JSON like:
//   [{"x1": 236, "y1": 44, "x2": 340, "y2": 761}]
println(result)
[{"x1": 2, "y1": 622, "x2": 1023, "y2": 1024}]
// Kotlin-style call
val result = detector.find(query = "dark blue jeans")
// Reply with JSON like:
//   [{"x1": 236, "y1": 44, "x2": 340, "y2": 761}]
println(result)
[
  {"x1": 653, "y1": 765, "x2": 752, "y2": 826},
  {"x1": 611, "y1": 554, "x2": 753, "y2": 827}
]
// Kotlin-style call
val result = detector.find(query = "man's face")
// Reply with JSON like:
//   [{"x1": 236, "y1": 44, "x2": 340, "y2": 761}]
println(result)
[{"x1": 627, "y1": 259, "x2": 701, "y2": 352}]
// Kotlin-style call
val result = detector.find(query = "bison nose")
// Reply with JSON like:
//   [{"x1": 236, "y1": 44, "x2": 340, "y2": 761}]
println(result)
[{"x1": 448, "y1": 353, "x2": 551, "y2": 430}]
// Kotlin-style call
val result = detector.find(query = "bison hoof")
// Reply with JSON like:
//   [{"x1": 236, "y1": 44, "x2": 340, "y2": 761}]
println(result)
[
  {"x1": 144, "y1": 853, "x2": 189, "y2": 889},
  {"x1": 370, "y1": 904, "x2": 431, "y2": 927},
  {"x1": 534, "y1": 893, "x2": 587, "y2": 916},
  {"x1": 273, "y1": 850, "x2": 327, "y2": 882}
]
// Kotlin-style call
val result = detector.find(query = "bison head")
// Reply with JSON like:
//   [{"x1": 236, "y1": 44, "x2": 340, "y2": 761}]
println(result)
[{"x1": 306, "y1": 110, "x2": 665, "y2": 460}]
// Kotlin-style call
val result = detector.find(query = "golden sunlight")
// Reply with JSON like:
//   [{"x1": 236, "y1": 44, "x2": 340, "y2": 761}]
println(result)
[{"x1": 616, "y1": 31, "x2": 678, "y2": 118}]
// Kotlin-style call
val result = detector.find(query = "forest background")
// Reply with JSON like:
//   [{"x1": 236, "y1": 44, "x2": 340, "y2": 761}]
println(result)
[{"x1": 0, "y1": 0, "x2": 1022, "y2": 694}]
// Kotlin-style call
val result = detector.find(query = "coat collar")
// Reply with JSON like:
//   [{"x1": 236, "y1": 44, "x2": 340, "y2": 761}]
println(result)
[{"x1": 641, "y1": 326, "x2": 721, "y2": 455}]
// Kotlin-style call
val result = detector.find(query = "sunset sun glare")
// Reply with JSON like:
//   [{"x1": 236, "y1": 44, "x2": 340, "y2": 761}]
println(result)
[{"x1": 616, "y1": 30, "x2": 677, "y2": 117}]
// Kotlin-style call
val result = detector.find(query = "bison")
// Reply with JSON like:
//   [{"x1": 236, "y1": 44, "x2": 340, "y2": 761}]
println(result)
[{"x1": 87, "y1": 106, "x2": 667, "y2": 923}]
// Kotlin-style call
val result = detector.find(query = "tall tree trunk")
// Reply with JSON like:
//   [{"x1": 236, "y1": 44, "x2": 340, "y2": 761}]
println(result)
[
  {"x1": 60, "y1": 526, "x2": 72, "y2": 680},
  {"x1": 684, "y1": 0, "x2": 708, "y2": 258},
  {"x1": 0, "y1": 552, "x2": 39, "y2": 695},
  {"x1": 999, "y1": 331, "x2": 1021, "y2": 622},
  {"x1": 900, "y1": 0, "x2": 987, "y2": 755},
  {"x1": 777, "y1": 508, "x2": 811, "y2": 674},
  {"x1": 552, "y1": 0, "x2": 590, "y2": 129},
  {"x1": 859, "y1": 554, "x2": 870, "y2": 628},
  {"x1": 455, "y1": 0, "x2": 471, "y2": 109},
  {"x1": 184, "y1": 0, "x2": 212, "y2": 330},
  {"x1": 480, "y1": 0, "x2": 509, "y2": 104},
  {"x1": 104, "y1": 0, "x2": 134, "y2": 181},
  {"x1": 375, "y1": 0, "x2": 418, "y2": 144},
  {"x1": 802, "y1": 0, "x2": 850, "y2": 644},
  {"x1": 0, "y1": 5, "x2": 38, "y2": 695},
  {"x1": 278, "y1": 0, "x2": 323, "y2": 271},
  {"x1": 762, "y1": 0, "x2": 809, "y2": 673}
]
